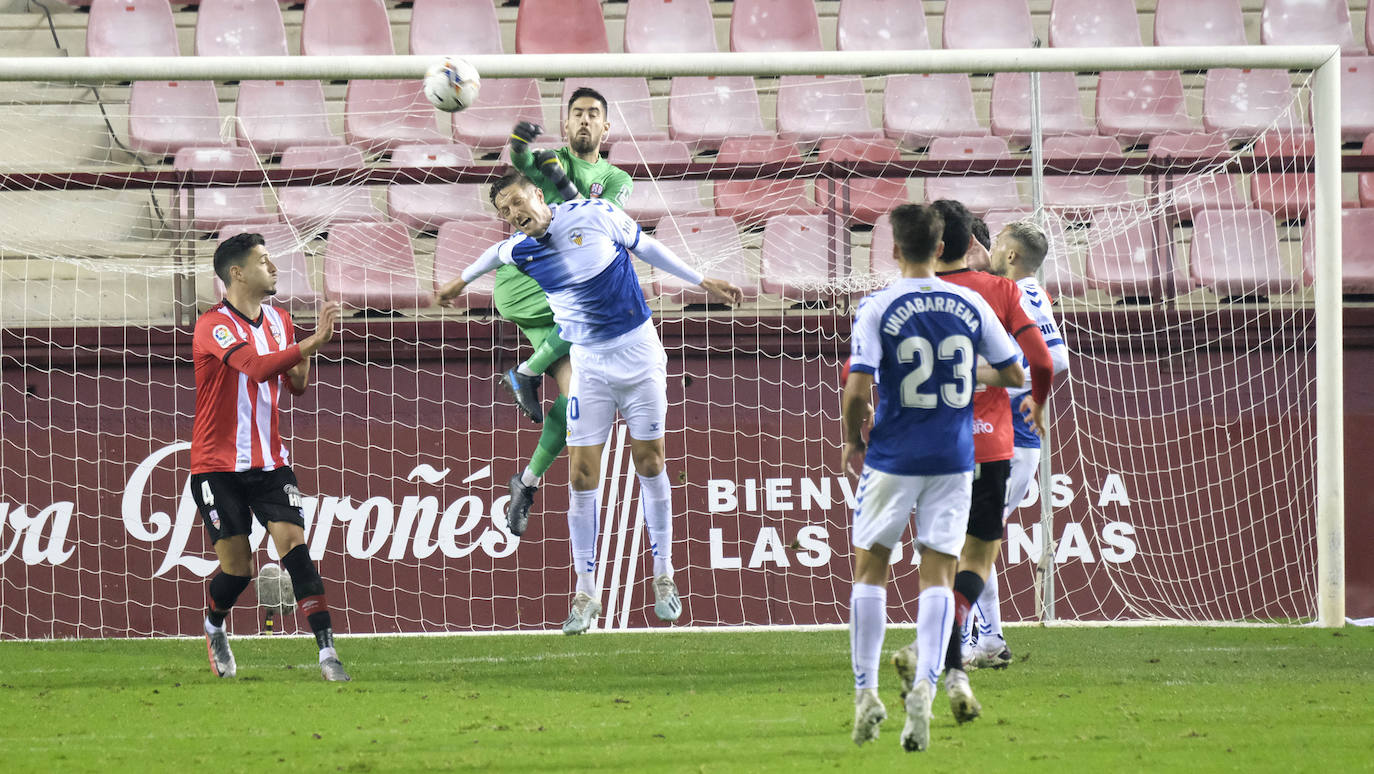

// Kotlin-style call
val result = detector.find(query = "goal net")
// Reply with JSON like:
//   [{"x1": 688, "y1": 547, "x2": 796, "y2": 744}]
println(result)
[{"x1": 0, "y1": 49, "x2": 1341, "y2": 638}]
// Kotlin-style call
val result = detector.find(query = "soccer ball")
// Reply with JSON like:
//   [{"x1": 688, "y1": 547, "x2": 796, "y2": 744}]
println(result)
[{"x1": 423, "y1": 57, "x2": 481, "y2": 113}]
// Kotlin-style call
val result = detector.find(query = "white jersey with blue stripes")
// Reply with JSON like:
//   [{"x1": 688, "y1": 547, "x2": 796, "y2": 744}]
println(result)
[{"x1": 1007, "y1": 277, "x2": 1068, "y2": 400}]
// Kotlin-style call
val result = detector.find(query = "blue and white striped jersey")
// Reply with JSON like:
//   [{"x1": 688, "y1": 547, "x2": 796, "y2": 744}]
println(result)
[{"x1": 1009, "y1": 277, "x2": 1070, "y2": 448}]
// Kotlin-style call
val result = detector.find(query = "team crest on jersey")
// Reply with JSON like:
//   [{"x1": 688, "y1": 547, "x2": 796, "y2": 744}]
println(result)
[
  {"x1": 570, "y1": 229, "x2": 584, "y2": 246},
  {"x1": 207, "y1": 508, "x2": 220, "y2": 529},
  {"x1": 267, "y1": 317, "x2": 285, "y2": 347},
  {"x1": 211, "y1": 325, "x2": 236, "y2": 349},
  {"x1": 590, "y1": 182, "x2": 604, "y2": 197}
]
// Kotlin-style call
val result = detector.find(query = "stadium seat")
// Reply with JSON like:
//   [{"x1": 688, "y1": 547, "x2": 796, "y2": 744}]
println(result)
[
  {"x1": 1048, "y1": 0, "x2": 1142, "y2": 48},
  {"x1": 924, "y1": 136, "x2": 1024, "y2": 216},
  {"x1": 990, "y1": 72, "x2": 1092, "y2": 148},
  {"x1": 1083, "y1": 208, "x2": 1163, "y2": 299},
  {"x1": 867, "y1": 212, "x2": 896, "y2": 276},
  {"x1": 1369, "y1": 5, "x2": 1374, "y2": 54},
  {"x1": 235, "y1": 80, "x2": 343, "y2": 156},
  {"x1": 883, "y1": 74, "x2": 985, "y2": 151},
  {"x1": 984, "y1": 208, "x2": 1084, "y2": 298},
  {"x1": 433, "y1": 217, "x2": 508, "y2": 309},
  {"x1": 194, "y1": 0, "x2": 287, "y2": 56},
  {"x1": 516, "y1": 0, "x2": 609, "y2": 54},
  {"x1": 1250, "y1": 131, "x2": 1313, "y2": 221},
  {"x1": 300, "y1": 0, "x2": 393, "y2": 56},
  {"x1": 668, "y1": 76, "x2": 771, "y2": 153},
  {"x1": 1041, "y1": 135, "x2": 1133, "y2": 220},
  {"x1": 386, "y1": 144, "x2": 485, "y2": 232},
  {"x1": 653, "y1": 215, "x2": 759, "y2": 304},
  {"x1": 1260, "y1": 0, "x2": 1363, "y2": 56},
  {"x1": 713, "y1": 138, "x2": 820, "y2": 226},
  {"x1": 174, "y1": 147, "x2": 276, "y2": 233},
  {"x1": 1303, "y1": 208, "x2": 1374, "y2": 293},
  {"x1": 1339, "y1": 58, "x2": 1374, "y2": 144},
  {"x1": 606, "y1": 140, "x2": 710, "y2": 227},
  {"x1": 344, "y1": 80, "x2": 450, "y2": 154},
  {"x1": 409, "y1": 0, "x2": 503, "y2": 55},
  {"x1": 1096, "y1": 71, "x2": 1195, "y2": 147},
  {"x1": 86, "y1": 0, "x2": 178, "y2": 57},
  {"x1": 760, "y1": 215, "x2": 846, "y2": 301},
  {"x1": 942, "y1": 0, "x2": 1034, "y2": 48},
  {"x1": 836, "y1": 0, "x2": 929, "y2": 50},
  {"x1": 277, "y1": 145, "x2": 382, "y2": 233},
  {"x1": 730, "y1": 0, "x2": 822, "y2": 52},
  {"x1": 1360, "y1": 134, "x2": 1374, "y2": 207},
  {"x1": 775, "y1": 76, "x2": 883, "y2": 148},
  {"x1": 1190, "y1": 208, "x2": 1296, "y2": 298},
  {"x1": 814, "y1": 137, "x2": 909, "y2": 226},
  {"x1": 128, "y1": 81, "x2": 227, "y2": 157},
  {"x1": 624, "y1": 0, "x2": 717, "y2": 53},
  {"x1": 560, "y1": 78, "x2": 668, "y2": 148},
  {"x1": 1153, "y1": 0, "x2": 1247, "y2": 46},
  {"x1": 1148, "y1": 132, "x2": 1247, "y2": 222},
  {"x1": 323, "y1": 222, "x2": 432, "y2": 311},
  {"x1": 1202, "y1": 69, "x2": 1299, "y2": 141},
  {"x1": 217, "y1": 224, "x2": 319, "y2": 310},
  {"x1": 450, "y1": 79, "x2": 545, "y2": 154}
]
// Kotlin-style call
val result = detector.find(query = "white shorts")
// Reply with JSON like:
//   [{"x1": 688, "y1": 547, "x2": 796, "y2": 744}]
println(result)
[
  {"x1": 1003, "y1": 446, "x2": 1041, "y2": 521},
  {"x1": 851, "y1": 467, "x2": 972, "y2": 557},
  {"x1": 565, "y1": 322, "x2": 668, "y2": 447}
]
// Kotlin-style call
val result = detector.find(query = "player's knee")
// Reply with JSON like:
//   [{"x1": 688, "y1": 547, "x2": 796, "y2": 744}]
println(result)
[
  {"x1": 630, "y1": 445, "x2": 665, "y2": 476},
  {"x1": 569, "y1": 463, "x2": 600, "y2": 491}
]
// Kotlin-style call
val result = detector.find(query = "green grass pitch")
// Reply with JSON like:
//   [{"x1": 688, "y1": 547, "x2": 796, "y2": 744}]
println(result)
[{"x1": 0, "y1": 626, "x2": 1369, "y2": 772}]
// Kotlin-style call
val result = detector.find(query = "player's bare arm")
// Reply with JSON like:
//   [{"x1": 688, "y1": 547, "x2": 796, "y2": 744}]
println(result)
[
  {"x1": 840, "y1": 371, "x2": 874, "y2": 478},
  {"x1": 699, "y1": 277, "x2": 744, "y2": 306}
]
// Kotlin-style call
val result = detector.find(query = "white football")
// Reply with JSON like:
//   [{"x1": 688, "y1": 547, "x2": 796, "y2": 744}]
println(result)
[{"x1": 423, "y1": 57, "x2": 481, "y2": 113}]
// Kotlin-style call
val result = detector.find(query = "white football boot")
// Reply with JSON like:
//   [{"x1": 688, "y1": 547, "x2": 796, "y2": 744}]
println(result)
[
  {"x1": 561, "y1": 591, "x2": 601, "y2": 635},
  {"x1": 851, "y1": 688, "x2": 887, "y2": 746},
  {"x1": 900, "y1": 679, "x2": 935, "y2": 752}
]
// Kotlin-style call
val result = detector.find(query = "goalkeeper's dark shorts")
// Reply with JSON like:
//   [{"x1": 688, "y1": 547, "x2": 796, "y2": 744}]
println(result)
[
  {"x1": 190, "y1": 467, "x2": 306, "y2": 544},
  {"x1": 966, "y1": 459, "x2": 1012, "y2": 542}
]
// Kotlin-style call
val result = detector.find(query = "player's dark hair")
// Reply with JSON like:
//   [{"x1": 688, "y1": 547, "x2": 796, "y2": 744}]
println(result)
[
  {"x1": 1005, "y1": 220, "x2": 1050, "y2": 272},
  {"x1": 930, "y1": 199, "x2": 973, "y2": 263},
  {"x1": 971, "y1": 216, "x2": 991, "y2": 250},
  {"x1": 567, "y1": 87, "x2": 609, "y2": 116},
  {"x1": 213, "y1": 232, "x2": 266, "y2": 285},
  {"x1": 889, "y1": 204, "x2": 945, "y2": 264},
  {"x1": 489, "y1": 170, "x2": 536, "y2": 208}
]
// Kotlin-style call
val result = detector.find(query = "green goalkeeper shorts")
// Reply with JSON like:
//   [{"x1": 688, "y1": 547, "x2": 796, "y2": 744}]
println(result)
[{"x1": 493, "y1": 264, "x2": 557, "y2": 349}]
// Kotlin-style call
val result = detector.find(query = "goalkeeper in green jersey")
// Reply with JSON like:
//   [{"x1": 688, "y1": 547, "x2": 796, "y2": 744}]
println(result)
[{"x1": 490, "y1": 87, "x2": 634, "y2": 538}]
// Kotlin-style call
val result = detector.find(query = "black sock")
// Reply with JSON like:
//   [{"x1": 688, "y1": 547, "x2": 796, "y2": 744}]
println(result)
[
  {"x1": 281, "y1": 544, "x2": 335, "y2": 652},
  {"x1": 206, "y1": 572, "x2": 252, "y2": 628},
  {"x1": 946, "y1": 570, "x2": 986, "y2": 673}
]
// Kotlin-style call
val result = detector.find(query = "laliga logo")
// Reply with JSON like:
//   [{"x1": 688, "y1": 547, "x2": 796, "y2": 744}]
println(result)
[{"x1": 973, "y1": 419, "x2": 995, "y2": 435}]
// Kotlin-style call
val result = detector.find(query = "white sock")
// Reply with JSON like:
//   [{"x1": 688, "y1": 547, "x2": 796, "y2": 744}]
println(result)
[
  {"x1": 568, "y1": 487, "x2": 599, "y2": 598},
  {"x1": 516, "y1": 361, "x2": 537, "y2": 377},
  {"x1": 849, "y1": 583, "x2": 887, "y2": 692},
  {"x1": 914, "y1": 586, "x2": 955, "y2": 689},
  {"x1": 318, "y1": 646, "x2": 338, "y2": 663},
  {"x1": 638, "y1": 471, "x2": 673, "y2": 578},
  {"x1": 520, "y1": 468, "x2": 540, "y2": 488},
  {"x1": 976, "y1": 566, "x2": 1003, "y2": 642},
  {"x1": 203, "y1": 617, "x2": 224, "y2": 636}
]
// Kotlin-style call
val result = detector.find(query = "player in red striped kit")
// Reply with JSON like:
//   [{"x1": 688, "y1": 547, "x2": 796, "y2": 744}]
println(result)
[{"x1": 190, "y1": 232, "x2": 350, "y2": 681}]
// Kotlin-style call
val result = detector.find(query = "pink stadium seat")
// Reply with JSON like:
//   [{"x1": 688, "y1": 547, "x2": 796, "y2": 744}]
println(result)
[
  {"x1": 194, "y1": 0, "x2": 287, "y2": 56},
  {"x1": 669, "y1": 76, "x2": 770, "y2": 153},
  {"x1": 815, "y1": 137, "x2": 909, "y2": 226},
  {"x1": 409, "y1": 0, "x2": 503, "y2": 55},
  {"x1": 1048, "y1": 0, "x2": 1142, "y2": 48},
  {"x1": 883, "y1": 74, "x2": 985, "y2": 150},
  {"x1": 174, "y1": 147, "x2": 276, "y2": 233},
  {"x1": 433, "y1": 217, "x2": 509, "y2": 309},
  {"x1": 323, "y1": 222, "x2": 432, "y2": 310},
  {"x1": 1148, "y1": 132, "x2": 1247, "y2": 222},
  {"x1": 516, "y1": 0, "x2": 608, "y2": 54},
  {"x1": 606, "y1": 140, "x2": 710, "y2": 227},
  {"x1": 1202, "y1": 69, "x2": 1298, "y2": 141},
  {"x1": 1250, "y1": 131, "x2": 1313, "y2": 221},
  {"x1": 1154, "y1": 0, "x2": 1246, "y2": 46},
  {"x1": 235, "y1": 80, "x2": 342, "y2": 155},
  {"x1": 129, "y1": 81, "x2": 227, "y2": 157},
  {"x1": 386, "y1": 144, "x2": 484, "y2": 232},
  {"x1": 1190, "y1": 208, "x2": 1296, "y2": 297},
  {"x1": 1369, "y1": 6, "x2": 1374, "y2": 54},
  {"x1": 654, "y1": 216, "x2": 759, "y2": 304},
  {"x1": 775, "y1": 76, "x2": 883, "y2": 147},
  {"x1": 1096, "y1": 71, "x2": 1195, "y2": 147},
  {"x1": 344, "y1": 80, "x2": 450, "y2": 154},
  {"x1": 625, "y1": 0, "x2": 717, "y2": 53},
  {"x1": 560, "y1": 78, "x2": 668, "y2": 147},
  {"x1": 713, "y1": 137, "x2": 819, "y2": 226},
  {"x1": 451, "y1": 79, "x2": 544, "y2": 154},
  {"x1": 942, "y1": 0, "x2": 1033, "y2": 48},
  {"x1": 1041, "y1": 135, "x2": 1133, "y2": 220},
  {"x1": 218, "y1": 224, "x2": 319, "y2": 310},
  {"x1": 300, "y1": 0, "x2": 393, "y2": 56},
  {"x1": 1260, "y1": 0, "x2": 1363, "y2": 56},
  {"x1": 868, "y1": 212, "x2": 896, "y2": 277},
  {"x1": 924, "y1": 136, "x2": 1024, "y2": 216},
  {"x1": 1083, "y1": 208, "x2": 1162, "y2": 298},
  {"x1": 730, "y1": 0, "x2": 822, "y2": 52},
  {"x1": 760, "y1": 215, "x2": 846, "y2": 301},
  {"x1": 990, "y1": 72, "x2": 1092, "y2": 148},
  {"x1": 1339, "y1": 58, "x2": 1374, "y2": 144},
  {"x1": 984, "y1": 208, "x2": 1083, "y2": 298},
  {"x1": 1303, "y1": 208, "x2": 1374, "y2": 293},
  {"x1": 277, "y1": 145, "x2": 382, "y2": 232},
  {"x1": 86, "y1": 0, "x2": 178, "y2": 57},
  {"x1": 1360, "y1": 134, "x2": 1374, "y2": 207},
  {"x1": 836, "y1": 0, "x2": 930, "y2": 51}
]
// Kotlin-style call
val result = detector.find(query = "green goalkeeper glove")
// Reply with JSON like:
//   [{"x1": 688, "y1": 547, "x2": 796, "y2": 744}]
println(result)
[
  {"x1": 534, "y1": 150, "x2": 582, "y2": 202},
  {"x1": 509, "y1": 121, "x2": 542, "y2": 153}
]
